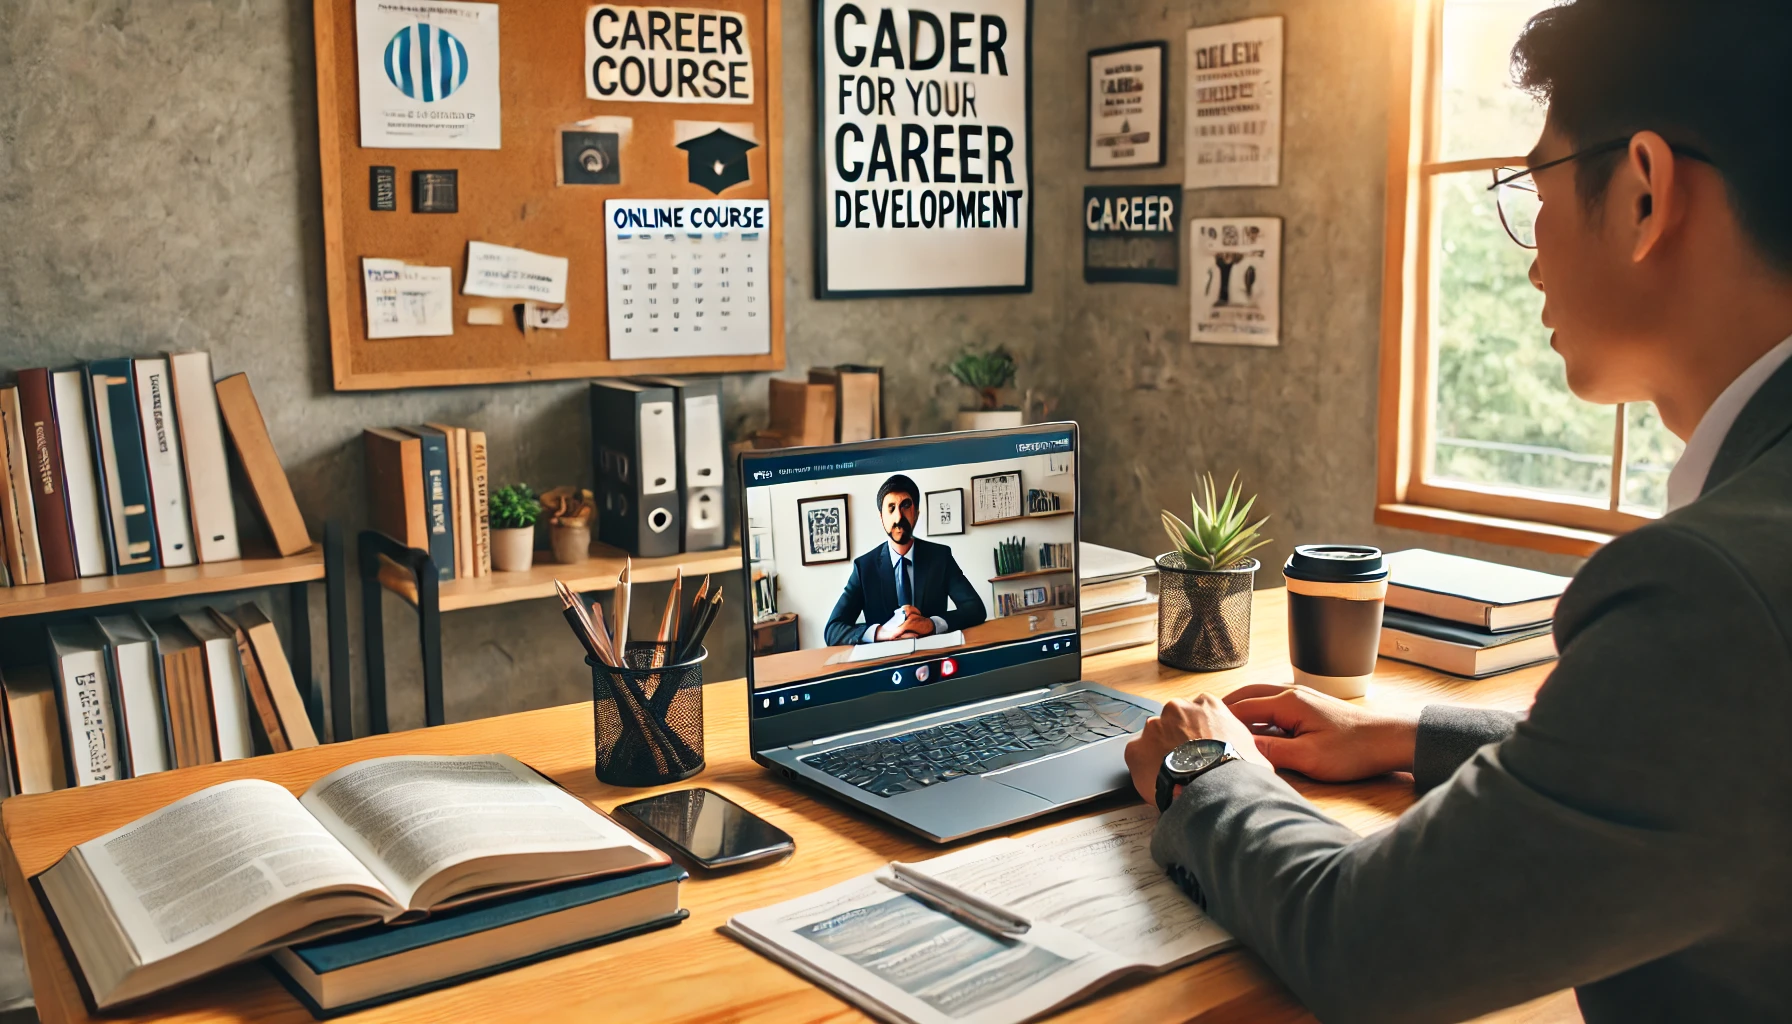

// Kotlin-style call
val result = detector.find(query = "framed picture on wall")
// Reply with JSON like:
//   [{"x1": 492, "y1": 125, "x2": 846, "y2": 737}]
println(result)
[
  {"x1": 925, "y1": 489, "x2": 965, "y2": 536},
  {"x1": 971, "y1": 472, "x2": 1024, "y2": 525},
  {"x1": 1023, "y1": 586, "x2": 1048, "y2": 608},
  {"x1": 1087, "y1": 41, "x2": 1167, "y2": 169},
  {"x1": 797, "y1": 495, "x2": 851, "y2": 565}
]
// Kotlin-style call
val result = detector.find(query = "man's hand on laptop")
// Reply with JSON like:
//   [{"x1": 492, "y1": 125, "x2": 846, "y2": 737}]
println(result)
[
  {"x1": 1221, "y1": 684, "x2": 1419, "y2": 783},
  {"x1": 1125, "y1": 695, "x2": 1272, "y2": 806}
]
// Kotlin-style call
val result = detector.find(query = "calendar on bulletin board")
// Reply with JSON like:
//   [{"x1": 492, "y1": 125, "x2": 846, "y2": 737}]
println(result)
[{"x1": 312, "y1": 0, "x2": 786, "y2": 390}]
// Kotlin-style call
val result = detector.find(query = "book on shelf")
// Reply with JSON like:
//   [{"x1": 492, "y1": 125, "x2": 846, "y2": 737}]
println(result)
[
  {"x1": 17, "y1": 368, "x2": 80, "y2": 583},
  {"x1": 766, "y1": 378, "x2": 837, "y2": 448},
  {"x1": 401, "y1": 426, "x2": 456, "y2": 580},
  {"x1": 50, "y1": 368, "x2": 110, "y2": 578},
  {"x1": 45, "y1": 621, "x2": 125, "y2": 786},
  {"x1": 177, "y1": 610, "x2": 255, "y2": 761},
  {"x1": 1385, "y1": 549, "x2": 1570, "y2": 632},
  {"x1": 0, "y1": 384, "x2": 46, "y2": 584},
  {"x1": 468, "y1": 429, "x2": 491, "y2": 576},
  {"x1": 363, "y1": 428, "x2": 428, "y2": 552},
  {"x1": 131, "y1": 358, "x2": 197, "y2": 569},
  {"x1": 1, "y1": 664, "x2": 69, "y2": 794},
  {"x1": 36, "y1": 753, "x2": 671, "y2": 1010},
  {"x1": 168, "y1": 351, "x2": 241, "y2": 563},
  {"x1": 423, "y1": 422, "x2": 475, "y2": 579},
  {"x1": 807, "y1": 365, "x2": 883, "y2": 443},
  {"x1": 147, "y1": 618, "x2": 220, "y2": 769},
  {"x1": 92, "y1": 614, "x2": 172, "y2": 778},
  {"x1": 89, "y1": 359, "x2": 161, "y2": 574},
  {"x1": 212, "y1": 607, "x2": 290, "y2": 755},
  {"x1": 725, "y1": 807, "x2": 1233, "y2": 1024},
  {"x1": 215, "y1": 373, "x2": 310, "y2": 557},
  {"x1": 269, "y1": 864, "x2": 688, "y2": 1016},
  {"x1": 233, "y1": 602, "x2": 320, "y2": 749},
  {"x1": 1379, "y1": 609, "x2": 1558, "y2": 679}
]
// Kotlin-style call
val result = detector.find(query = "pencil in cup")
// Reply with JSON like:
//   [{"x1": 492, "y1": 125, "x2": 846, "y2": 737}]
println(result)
[{"x1": 588, "y1": 643, "x2": 708, "y2": 787}]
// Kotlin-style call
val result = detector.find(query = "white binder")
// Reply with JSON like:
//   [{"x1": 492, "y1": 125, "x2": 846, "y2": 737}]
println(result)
[
  {"x1": 132, "y1": 358, "x2": 196, "y2": 568},
  {"x1": 167, "y1": 352, "x2": 241, "y2": 563}
]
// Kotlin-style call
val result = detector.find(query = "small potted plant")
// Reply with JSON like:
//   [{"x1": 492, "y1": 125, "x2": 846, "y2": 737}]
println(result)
[
  {"x1": 489, "y1": 484, "x2": 542, "y2": 572},
  {"x1": 948, "y1": 346, "x2": 1025, "y2": 431},
  {"x1": 1157, "y1": 473, "x2": 1272, "y2": 671}
]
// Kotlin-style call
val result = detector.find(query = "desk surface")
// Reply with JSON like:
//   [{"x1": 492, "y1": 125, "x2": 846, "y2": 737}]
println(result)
[
  {"x1": 751, "y1": 612, "x2": 1067, "y2": 689},
  {"x1": 1, "y1": 589, "x2": 1576, "y2": 1024}
]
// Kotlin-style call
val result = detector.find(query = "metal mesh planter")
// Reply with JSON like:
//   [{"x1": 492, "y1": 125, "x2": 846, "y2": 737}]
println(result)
[{"x1": 1156, "y1": 554, "x2": 1258, "y2": 671}]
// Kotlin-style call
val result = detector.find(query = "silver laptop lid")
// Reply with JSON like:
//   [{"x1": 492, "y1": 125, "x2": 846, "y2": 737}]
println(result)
[{"x1": 740, "y1": 423, "x2": 1082, "y2": 752}]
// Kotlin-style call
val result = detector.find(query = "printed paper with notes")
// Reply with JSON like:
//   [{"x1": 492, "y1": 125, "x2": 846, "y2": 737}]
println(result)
[{"x1": 724, "y1": 807, "x2": 1233, "y2": 1024}]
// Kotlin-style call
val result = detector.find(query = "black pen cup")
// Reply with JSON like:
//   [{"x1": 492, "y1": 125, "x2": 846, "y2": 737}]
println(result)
[{"x1": 588, "y1": 644, "x2": 707, "y2": 787}]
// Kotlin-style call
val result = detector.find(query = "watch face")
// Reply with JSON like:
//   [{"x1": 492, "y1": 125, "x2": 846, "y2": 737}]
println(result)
[{"x1": 1165, "y1": 738, "x2": 1227, "y2": 776}]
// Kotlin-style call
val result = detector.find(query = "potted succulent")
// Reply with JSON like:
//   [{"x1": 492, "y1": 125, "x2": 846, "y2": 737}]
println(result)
[
  {"x1": 1156, "y1": 473, "x2": 1272, "y2": 671},
  {"x1": 489, "y1": 484, "x2": 542, "y2": 572},
  {"x1": 948, "y1": 346, "x2": 1025, "y2": 431}
]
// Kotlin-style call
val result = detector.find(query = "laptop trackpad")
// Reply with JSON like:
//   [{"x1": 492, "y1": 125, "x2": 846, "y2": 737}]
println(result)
[{"x1": 992, "y1": 742, "x2": 1132, "y2": 805}]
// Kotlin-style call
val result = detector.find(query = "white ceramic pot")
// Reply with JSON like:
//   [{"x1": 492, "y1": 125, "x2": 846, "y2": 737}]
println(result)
[
  {"x1": 492, "y1": 527, "x2": 536, "y2": 572},
  {"x1": 953, "y1": 409, "x2": 1026, "y2": 431}
]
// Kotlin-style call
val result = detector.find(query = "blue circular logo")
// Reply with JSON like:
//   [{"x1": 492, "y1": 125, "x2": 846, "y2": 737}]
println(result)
[{"x1": 383, "y1": 23, "x2": 470, "y2": 103}]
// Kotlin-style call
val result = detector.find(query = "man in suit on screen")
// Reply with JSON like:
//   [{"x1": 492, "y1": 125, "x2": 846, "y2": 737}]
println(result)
[{"x1": 824, "y1": 474, "x2": 987, "y2": 646}]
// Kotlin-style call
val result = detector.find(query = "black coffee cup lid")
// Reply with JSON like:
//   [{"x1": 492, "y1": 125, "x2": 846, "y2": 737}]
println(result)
[{"x1": 1283, "y1": 544, "x2": 1387, "y2": 583}]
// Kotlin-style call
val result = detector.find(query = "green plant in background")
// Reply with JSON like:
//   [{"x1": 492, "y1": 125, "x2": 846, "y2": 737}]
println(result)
[
  {"x1": 490, "y1": 484, "x2": 542, "y2": 530},
  {"x1": 1161, "y1": 473, "x2": 1271, "y2": 570},
  {"x1": 948, "y1": 346, "x2": 1018, "y2": 410}
]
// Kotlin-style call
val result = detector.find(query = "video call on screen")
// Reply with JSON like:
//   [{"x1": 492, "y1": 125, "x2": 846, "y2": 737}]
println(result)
[{"x1": 745, "y1": 429, "x2": 1078, "y2": 718}]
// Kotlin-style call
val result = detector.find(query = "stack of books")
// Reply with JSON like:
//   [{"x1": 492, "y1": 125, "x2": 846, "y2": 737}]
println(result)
[
  {"x1": 1079, "y1": 542, "x2": 1159, "y2": 655},
  {"x1": 1380, "y1": 549, "x2": 1571, "y2": 678},
  {"x1": 0, "y1": 602, "x2": 317, "y2": 797},
  {"x1": 0, "y1": 354, "x2": 308, "y2": 585},
  {"x1": 364, "y1": 425, "x2": 491, "y2": 580},
  {"x1": 754, "y1": 366, "x2": 884, "y2": 448}
]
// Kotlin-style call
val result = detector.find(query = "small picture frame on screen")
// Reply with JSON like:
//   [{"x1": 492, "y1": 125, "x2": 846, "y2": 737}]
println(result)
[
  {"x1": 797, "y1": 495, "x2": 851, "y2": 565},
  {"x1": 925, "y1": 488, "x2": 965, "y2": 536},
  {"x1": 971, "y1": 471, "x2": 1025, "y2": 525}
]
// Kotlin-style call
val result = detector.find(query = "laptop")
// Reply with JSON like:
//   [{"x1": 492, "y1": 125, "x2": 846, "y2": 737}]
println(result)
[{"x1": 739, "y1": 422, "x2": 1159, "y2": 842}]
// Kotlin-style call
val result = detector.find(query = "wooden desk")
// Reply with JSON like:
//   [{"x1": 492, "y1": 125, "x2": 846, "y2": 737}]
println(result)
[
  {"x1": 751, "y1": 612, "x2": 1067, "y2": 689},
  {"x1": 1, "y1": 589, "x2": 1575, "y2": 1023}
]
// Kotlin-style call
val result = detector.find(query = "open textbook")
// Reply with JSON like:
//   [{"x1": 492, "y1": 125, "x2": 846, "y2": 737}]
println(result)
[
  {"x1": 36, "y1": 754, "x2": 666, "y2": 1010},
  {"x1": 725, "y1": 807, "x2": 1233, "y2": 1024}
]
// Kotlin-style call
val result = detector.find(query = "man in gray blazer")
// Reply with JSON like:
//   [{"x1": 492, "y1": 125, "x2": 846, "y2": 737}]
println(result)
[{"x1": 1125, "y1": 1, "x2": 1792, "y2": 1021}]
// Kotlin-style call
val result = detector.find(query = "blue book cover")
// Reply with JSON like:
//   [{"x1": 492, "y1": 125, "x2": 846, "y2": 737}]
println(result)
[
  {"x1": 87, "y1": 359, "x2": 159, "y2": 574},
  {"x1": 404, "y1": 426, "x2": 455, "y2": 580},
  {"x1": 270, "y1": 864, "x2": 687, "y2": 1018}
]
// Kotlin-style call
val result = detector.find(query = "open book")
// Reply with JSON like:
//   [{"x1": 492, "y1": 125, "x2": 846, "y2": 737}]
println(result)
[
  {"x1": 724, "y1": 808, "x2": 1233, "y2": 1024},
  {"x1": 843, "y1": 631, "x2": 965, "y2": 663},
  {"x1": 37, "y1": 754, "x2": 666, "y2": 1010}
]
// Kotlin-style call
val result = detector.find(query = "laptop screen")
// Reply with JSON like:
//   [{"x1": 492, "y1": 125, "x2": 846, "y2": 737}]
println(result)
[{"x1": 741, "y1": 425, "x2": 1080, "y2": 729}]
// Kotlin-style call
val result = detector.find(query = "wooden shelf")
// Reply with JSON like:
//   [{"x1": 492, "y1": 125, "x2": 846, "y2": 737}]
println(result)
[
  {"x1": 988, "y1": 567, "x2": 1075, "y2": 583},
  {"x1": 1023, "y1": 509, "x2": 1074, "y2": 518},
  {"x1": 0, "y1": 546, "x2": 326, "y2": 620},
  {"x1": 378, "y1": 540, "x2": 742, "y2": 613}
]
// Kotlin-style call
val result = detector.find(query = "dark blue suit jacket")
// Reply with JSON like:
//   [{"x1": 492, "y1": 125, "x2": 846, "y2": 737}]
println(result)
[{"x1": 823, "y1": 537, "x2": 988, "y2": 645}]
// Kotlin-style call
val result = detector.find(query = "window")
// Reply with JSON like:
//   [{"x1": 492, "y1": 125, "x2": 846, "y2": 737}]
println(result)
[{"x1": 1377, "y1": 0, "x2": 1685, "y2": 556}]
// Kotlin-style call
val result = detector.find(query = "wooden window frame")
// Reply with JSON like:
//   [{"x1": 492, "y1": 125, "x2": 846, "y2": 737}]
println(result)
[{"x1": 1376, "y1": 0, "x2": 1657, "y2": 559}]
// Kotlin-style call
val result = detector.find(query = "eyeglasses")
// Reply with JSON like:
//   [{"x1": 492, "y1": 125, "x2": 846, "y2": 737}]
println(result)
[{"x1": 1488, "y1": 139, "x2": 1714, "y2": 249}]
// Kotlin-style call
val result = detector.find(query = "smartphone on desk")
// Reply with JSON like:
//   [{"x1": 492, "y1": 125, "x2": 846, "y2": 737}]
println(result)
[{"x1": 613, "y1": 788, "x2": 794, "y2": 870}]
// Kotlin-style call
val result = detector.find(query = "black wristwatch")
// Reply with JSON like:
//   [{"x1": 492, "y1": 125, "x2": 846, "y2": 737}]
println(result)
[{"x1": 1155, "y1": 739, "x2": 1240, "y2": 811}]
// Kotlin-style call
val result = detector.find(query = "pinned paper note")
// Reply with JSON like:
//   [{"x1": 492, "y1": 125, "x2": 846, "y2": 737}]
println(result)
[
  {"x1": 463, "y1": 241, "x2": 569, "y2": 304},
  {"x1": 363, "y1": 258, "x2": 454, "y2": 339}
]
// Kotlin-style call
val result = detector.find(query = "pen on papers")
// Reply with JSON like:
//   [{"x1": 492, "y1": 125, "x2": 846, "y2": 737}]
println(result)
[{"x1": 880, "y1": 870, "x2": 1031, "y2": 939}]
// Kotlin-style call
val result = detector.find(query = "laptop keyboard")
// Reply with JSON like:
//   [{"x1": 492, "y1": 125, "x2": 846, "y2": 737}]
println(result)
[{"x1": 800, "y1": 690, "x2": 1150, "y2": 798}]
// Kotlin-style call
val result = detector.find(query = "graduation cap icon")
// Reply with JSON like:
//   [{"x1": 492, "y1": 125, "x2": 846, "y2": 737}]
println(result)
[{"x1": 678, "y1": 128, "x2": 758, "y2": 195}]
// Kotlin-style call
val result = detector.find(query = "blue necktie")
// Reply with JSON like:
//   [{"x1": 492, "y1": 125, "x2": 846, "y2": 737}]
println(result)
[{"x1": 896, "y1": 556, "x2": 911, "y2": 608}]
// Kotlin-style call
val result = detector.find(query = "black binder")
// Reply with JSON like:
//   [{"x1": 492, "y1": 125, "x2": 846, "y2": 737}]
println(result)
[
  {"x1": 87, "y1": 359, "x2": 160, "y2": 574},
  {"x1": 589, "y1": 380, "x2": 680, "y2": 558},
  {"x1": 628, "y1": 376, "x2": 727, "y2": 552}
]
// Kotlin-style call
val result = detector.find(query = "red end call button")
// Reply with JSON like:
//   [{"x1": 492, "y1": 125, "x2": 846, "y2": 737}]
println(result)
[{"x1": 939, "y1": 658, "x2": 957, "y2": 677}]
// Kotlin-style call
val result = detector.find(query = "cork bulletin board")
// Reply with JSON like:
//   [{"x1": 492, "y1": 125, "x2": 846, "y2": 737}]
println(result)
[{"x1": 313, "y1": 0, "x2": 785, "y2": 390}]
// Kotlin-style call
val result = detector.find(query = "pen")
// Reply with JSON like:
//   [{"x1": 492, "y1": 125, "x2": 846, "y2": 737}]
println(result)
[{"x1": 879, "y1": 870, "x2": 1031, "y2": 939}]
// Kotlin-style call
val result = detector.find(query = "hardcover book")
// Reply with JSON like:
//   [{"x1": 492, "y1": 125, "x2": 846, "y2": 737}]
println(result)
[
  {"x1": 214, "y1": 373, "x2": 309, "y2": 557},
  {"x1": 401, "y1": 426, "x2": 456, "y2": 580},
  {"x1": 50, "y1": 369, "x2": 110, "y2": 578},
  {"x1": 167, "y1": 352, "x2": 241, "y2": 563},
  {"x1": 1385, "y1": 549, "x2": 1570, "y2": 632},
  {"x1": 132, "y1": 358, "x2": 196, "y2": 568},
  {"x1": 0, "y1": 385, "x2": 46, "y2": 584},
  {"x1": 88, "y1": 360, "x2": 161, "y2": 574},
  {"x1": 16, "y1": 368, "x2": 79, "y2": 583}
]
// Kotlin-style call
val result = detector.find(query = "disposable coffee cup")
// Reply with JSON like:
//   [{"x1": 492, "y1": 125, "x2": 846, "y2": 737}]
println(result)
[{"x1": 1283, "y1": 545, "x2": 1389, "y2": 699}]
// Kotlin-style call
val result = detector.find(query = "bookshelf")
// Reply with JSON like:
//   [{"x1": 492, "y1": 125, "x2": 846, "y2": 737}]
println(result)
[
  {"x1": 0, "y1": 524, "x2": 350, "y2": 744},
  {"x1": 360, "y1": 531, "x2": 742, "y2": 733}
]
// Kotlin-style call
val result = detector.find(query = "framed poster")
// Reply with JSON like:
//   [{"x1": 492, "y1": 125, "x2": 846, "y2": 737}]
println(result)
[
  {"x1": 1083, "y1": 184, "x2": 1179, "y2": 284},
  {"x1": 970, "y1": 471, "x2": 1024, "y2": 525},
  {"x1": 925, "y1": 488, "x2": 965, "y2": 536},
  {"x1": 797, "y1": 494, "x2": 851, "y2": 565},
  {"x1": 1191, "y1": 217, "x2": 1281, "y2": 347},
  {"x1": 1185, "y1": 17, "x2": 1283, "y2": 189},
  {"x1": 1087, "y1": 41, "x2": 1166, "y2": 169},
  {"x1": 1022, "y1": 585, "x2": 1048, "y2": 607},
  {"x1": 815, "y1": 0, "x2": 1034, "y2": 297}
]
